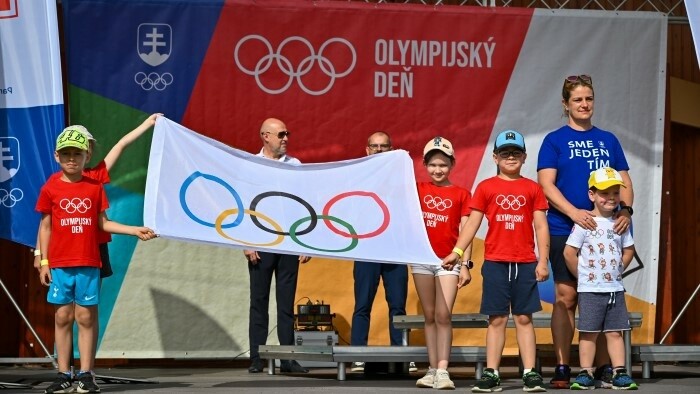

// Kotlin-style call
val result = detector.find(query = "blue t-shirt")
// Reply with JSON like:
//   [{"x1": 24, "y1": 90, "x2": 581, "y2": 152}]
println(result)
[{"x1": 537, "y1": 125, "x2": 629, "y2": 235}]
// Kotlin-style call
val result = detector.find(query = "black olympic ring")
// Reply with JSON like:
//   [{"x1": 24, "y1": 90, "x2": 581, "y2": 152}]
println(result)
[
  {"x1": 0, "y1": 188, "x2": 23, "y2": 208},
  {"x1": 249, "y1": 191, "x2": 318, "y2": 236}
]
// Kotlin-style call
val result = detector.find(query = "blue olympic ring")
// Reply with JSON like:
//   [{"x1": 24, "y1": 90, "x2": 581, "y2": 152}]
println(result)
[{"x1": 179, "y1": 172, "x2": 244, "y2": 228}]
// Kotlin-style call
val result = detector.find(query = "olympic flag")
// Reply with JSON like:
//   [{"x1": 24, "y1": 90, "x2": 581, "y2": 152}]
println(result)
[{"x1": 144, "y1": 118, "x2": 441, "y2": 265}]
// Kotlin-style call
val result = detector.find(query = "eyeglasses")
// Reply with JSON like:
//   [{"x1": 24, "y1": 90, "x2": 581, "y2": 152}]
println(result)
[
  {"x1": 565, "y1": 74, "x2": 592, "y2": 84},
  {"x1": 263, "y1": 131, "x2": 290, "y2": 139},
  {"x1": 368, "y1": 143, "x2": 391, "y2": 151},
  {"x1": 497, "y1": 150, "x2": 524, "y2": 159}
]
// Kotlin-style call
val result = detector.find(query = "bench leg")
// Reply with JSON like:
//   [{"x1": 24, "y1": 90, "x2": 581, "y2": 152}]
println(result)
[
  {"x1": 642, "y1": 361, "x2": 652, "y2": 379},
  {"x1": 267, "y1": 359, "x2": 275, "y2": 375},
  {"x1": 476, "y1": 362, "x2": 483, "y2": 380},
  {"x1": 337, "y1": 362, "x2": 347, "y2": 381},
  {"x1": 624, "y1": 330, "x2": 632, "y2": 376}
]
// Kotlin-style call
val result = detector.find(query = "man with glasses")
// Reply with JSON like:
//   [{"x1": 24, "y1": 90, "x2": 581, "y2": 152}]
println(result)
[
  {"x1": 350, "y1": 131, "x2": 414, "y2": 374},
  {"x1": 245, "y1": 118, "x2": 311, "y2": 374}
]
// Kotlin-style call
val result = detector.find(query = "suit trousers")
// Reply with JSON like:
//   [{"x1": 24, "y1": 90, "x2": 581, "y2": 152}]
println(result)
[
  {"x1": 248, "y1": 251, "x2": 300, "y2": 361},
  {"x1": 351, "y1": 261, "x2": 408, "y2": 346}
]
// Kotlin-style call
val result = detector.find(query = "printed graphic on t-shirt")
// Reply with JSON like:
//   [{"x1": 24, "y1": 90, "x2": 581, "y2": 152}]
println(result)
[
  {"x1": 422, "y1": 194, "x2": 452, "y2": 228},
  {"x1": 58, "y1": 198, "x2": 94, "y2": 234},
  {"x1": 494, "y1": 194, "x2": 526, "y2": 231},
  {"x1": 566, "y1": 139, "x2": 612, "y2": 171}
]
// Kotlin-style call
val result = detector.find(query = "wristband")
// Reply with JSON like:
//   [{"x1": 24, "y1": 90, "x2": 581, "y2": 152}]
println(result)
[
  {"x1": 34, "y1": 249, "x2": 42, "y2": 257},
  {"x1": 452, "y1": 247, "x2": 464, "y2": 258},
  {"x1": 40, "y1": 259, "x2": 49, "y2": 267}
]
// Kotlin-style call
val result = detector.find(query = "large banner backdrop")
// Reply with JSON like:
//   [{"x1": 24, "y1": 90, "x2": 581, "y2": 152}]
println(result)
[
  {"x1": 60, "y1": 0, "x2": 666, "y2": 357},
  {"x1": 0, "y1": 0, "x2": 64, "y2": 247}
]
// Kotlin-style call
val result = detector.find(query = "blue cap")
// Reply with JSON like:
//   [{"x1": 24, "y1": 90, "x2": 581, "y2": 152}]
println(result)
[{"x1": 494, "y1": 130, "x2": 526, "y2": 152}]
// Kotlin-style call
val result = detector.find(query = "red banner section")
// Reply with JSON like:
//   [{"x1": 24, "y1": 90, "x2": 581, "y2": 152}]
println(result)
[{"x1": 183, "y1": 0, "x2": 533, "y2": 187}]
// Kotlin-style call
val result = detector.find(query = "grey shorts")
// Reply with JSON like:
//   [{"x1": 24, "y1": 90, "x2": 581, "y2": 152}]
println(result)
[{"x1": 577, "y1": 291, "x2": 631, "y2": 332}]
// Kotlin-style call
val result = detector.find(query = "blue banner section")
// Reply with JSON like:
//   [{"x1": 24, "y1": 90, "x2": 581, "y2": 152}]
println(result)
[
  {"x1": 62, "y1": 0, "x2": 225, "y2": 121},
  {"x1": 0, "y1": 105, "x2": 64, "y2": 247}
]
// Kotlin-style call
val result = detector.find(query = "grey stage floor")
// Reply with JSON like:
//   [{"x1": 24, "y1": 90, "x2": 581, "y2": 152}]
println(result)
[{"x1": 2, "y1": 363, "x2": 699, "y2": 393}]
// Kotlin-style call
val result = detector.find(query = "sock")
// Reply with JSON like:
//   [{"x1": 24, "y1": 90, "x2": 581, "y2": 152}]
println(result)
[
  {"x1": 60, "y1": 371, "x2": 71, "y2": 378},
  {"x1": 77, "y1": 370, "x2": 92, "y2": 377},
  {"x1": 493, "y1": 369, "x2": 500, "y2": 377},
  {"x1": 523, "y1": 368, "x2": 532, "y2": 376}
]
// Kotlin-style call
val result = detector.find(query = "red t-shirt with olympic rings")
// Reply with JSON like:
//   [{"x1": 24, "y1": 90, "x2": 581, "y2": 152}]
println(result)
[
  {"x1": 417, "y1": 182, "x2": 472, "y2": 259},
  {"x1": 49, "y1": 161, "x2": 112, "y2": 244},
  {"x1": 470, "y1": 176, "x2": 548, "y2": 263},
  {"x1": 36, "y1": 176, "x2": 109, "y2": 268}
]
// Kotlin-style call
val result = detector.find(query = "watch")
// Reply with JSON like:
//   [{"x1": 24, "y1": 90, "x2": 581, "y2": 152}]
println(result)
[
  {"x1": 463, "y1": 260, "x2": 474, "y2": 270},
  {"x1": 620, "y1": 205, "x2": 634, "y2": 216}
]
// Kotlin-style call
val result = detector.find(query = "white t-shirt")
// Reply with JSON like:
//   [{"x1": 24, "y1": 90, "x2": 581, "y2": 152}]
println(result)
[{"x1": 565, "y1": 217, "x2": 634, "y2": 293}]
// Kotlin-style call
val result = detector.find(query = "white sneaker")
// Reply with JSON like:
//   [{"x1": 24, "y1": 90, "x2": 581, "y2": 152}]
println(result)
[
  {"x1": 434, "y1": 368, "x2": 455, "y2": 390},
  {"x1": 351, "y1": 362, "x2": 365, "y2": 372},
  {"x1": 409, "y1": 362, "x2": 418, "y2": 372},
  {"x1": 416, "y1": 368, "x2": 437, "y2": 388}
]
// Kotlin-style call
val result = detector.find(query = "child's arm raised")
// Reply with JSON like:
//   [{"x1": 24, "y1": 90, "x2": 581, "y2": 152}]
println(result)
[{"x1": 103, "y1": 113, "x2": 162, "y2": 170}]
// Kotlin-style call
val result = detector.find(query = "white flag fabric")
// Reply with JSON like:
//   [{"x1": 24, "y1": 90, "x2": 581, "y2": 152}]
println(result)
[{"x1": 144, "y1": 118, "x2": 440, "y2": 265}]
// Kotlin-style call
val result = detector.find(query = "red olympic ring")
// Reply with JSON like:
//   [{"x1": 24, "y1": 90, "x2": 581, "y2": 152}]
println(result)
[{"x1": 322, "y1": 191, "x2": 390, "y2": 239}]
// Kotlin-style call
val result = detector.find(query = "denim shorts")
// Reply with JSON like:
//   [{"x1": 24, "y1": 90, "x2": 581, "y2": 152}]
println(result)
[{"x1": 480, "y1": 260, "x2": 542, "y2": 316}]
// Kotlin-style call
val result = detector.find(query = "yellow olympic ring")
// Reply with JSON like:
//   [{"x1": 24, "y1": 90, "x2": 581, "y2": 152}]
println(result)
[{"x1": 215, "y1": 208, "x2": 284, "y2": 247}]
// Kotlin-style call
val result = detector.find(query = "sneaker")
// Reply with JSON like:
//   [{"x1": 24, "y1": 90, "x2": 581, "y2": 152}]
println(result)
[
  {"x1": 435, "y1": 369, "x2": 455, "y2": 390},
  {"x1": 472, "y1": 368, "x2": 502, "y2": 392},
  {"x1": 611, "y1": 369, "x2": 638, "y2": 390},
  {"x1": 594, "y1": 364, "x2": 614, "y2": 389},
  {"x1": 76, "y1": 371, "x2": 100, "y2": 393},
  {"x1": 549, "y1": 364, "x2": 571, "y2": 389},
  {"x1": 416, "y1": 367, "x2": 437, "y2": 388},
  {"x1": 45, "y1": 372, "x2": 73, "y2": 394},
  {"x1": 523, "y1": 370, "x2": 547, "y2": 392},
  {"x1": 409, "y1": 361, "x2": 418, "y2": 372},
  {"x1": 570, "y1": 370, "x2": 595, "y2": 390},
  {"x1": 351, "y1": 361, "x2": 365, "y2": 372}
]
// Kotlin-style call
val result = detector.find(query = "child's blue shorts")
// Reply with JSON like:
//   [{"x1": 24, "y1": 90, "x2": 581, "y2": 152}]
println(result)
[
  {"x1": 480, "y1": 260, "x2": 542, "y2": 316},
  {"x1": 47, "y1": 267, "x2": 100, "y2": 306}
]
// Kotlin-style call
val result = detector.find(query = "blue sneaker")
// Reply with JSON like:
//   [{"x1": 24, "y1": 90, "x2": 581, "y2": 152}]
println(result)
[
  {"x1": 570, "y1": 370, "x2": 595, "y2": 390},
  {"x1": 611, "y1": 369, "x2": 638, "y2": 390}
]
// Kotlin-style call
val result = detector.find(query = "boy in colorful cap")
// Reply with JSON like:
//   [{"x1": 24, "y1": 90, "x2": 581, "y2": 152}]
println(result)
[
  {"x1": 443, "y1": 130, "x2": 549, "y2": 393},
  {"x1": 36, "y1": 127, "x2": 156, "y2": 394},
  {"x1": 413, "y1": 136, "x2": 473, "y2": 390},
  {"x1": 563, "y1": 167, "x2": 638, "y2": 390}
]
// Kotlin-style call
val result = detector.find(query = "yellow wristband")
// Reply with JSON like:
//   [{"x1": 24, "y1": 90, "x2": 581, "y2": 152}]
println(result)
[
  {"x1": 452, "y1": 247, "x2": 464, "y2": 258},
  {"x1": 40, "y1": 259, "x2": 49, "y2": 267},
  {"x1": 34, "y1": 249, "x2": 42, "y2": 257}
]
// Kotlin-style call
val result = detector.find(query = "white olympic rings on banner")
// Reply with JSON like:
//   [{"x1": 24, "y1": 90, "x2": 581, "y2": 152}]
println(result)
[
  {"x1": 234, "y1": 34, "x2": 356, "y2": 95},
  {"x1": 0, "y1": 188, "x2": 23, "y2": 208},
  {"x1": 134, "y1": 72, "x2": 174, "y2": 91},
  {"x1": 59, "y1": 198, "x2": 92, "y2": 214},
  {"x1": 423, "y1": 195, "x2": 453, "y2": 212},
  {"x1": 495, "y1": 194, "x2": 526, "y2": 211}
]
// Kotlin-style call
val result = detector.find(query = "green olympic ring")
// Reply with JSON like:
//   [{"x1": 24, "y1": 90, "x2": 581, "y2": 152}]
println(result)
[{"x1": 289, "y1": 215, "x2": 359, "y2": 252}]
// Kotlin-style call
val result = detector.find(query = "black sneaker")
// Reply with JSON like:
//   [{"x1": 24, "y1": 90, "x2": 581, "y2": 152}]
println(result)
[
  {"x1": 76, "y1": 371, "x2": 100, "y2": 393},
  {"x1": 549, "y1": 364, "x2": 571, "y2": 389},
  {"x1": 594, "y1": 364, "x2": 614, "y2": 389},
  {"x1": 280, "y1": 360, "x2": 309, "y2": 373},
  {"x1": 472, "y1": 368, "x2": 501, "y2": 392},
  {"x1": 45, "y1": 372, "x2": 73, "y2": 394},
  {"x1": 523, "y1": 370, "x2": 547, "y2": 392}
]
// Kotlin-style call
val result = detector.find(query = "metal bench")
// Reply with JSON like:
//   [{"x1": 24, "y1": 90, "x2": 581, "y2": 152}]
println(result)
[
  {"x1": 259, "y1": 344, "x2": 486, "y2": 381},
  {"x1": 393, "y1": 312, "x2": 643, "y2": 375},
  {"x1": 636, "y1": 345, "x2": 700, "y2": 378}
]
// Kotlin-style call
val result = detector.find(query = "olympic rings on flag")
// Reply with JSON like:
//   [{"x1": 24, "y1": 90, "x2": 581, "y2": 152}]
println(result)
[{"x1": 179, "y1": 171, "x2": 390, "y2": 251}]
